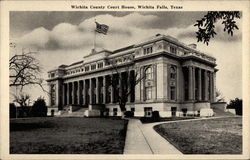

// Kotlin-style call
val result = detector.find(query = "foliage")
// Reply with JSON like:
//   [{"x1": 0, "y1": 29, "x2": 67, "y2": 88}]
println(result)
[
  {"x1": 9, "y1": 103, "x2": 16, "y2": 118},
  {"x1": 14, "y1": 93, "x2": 31, "y2": 107},
  {"x1": 140, "y1": 111, "x2": 161, "y2": 123},
  {"x1": 31, "y1": 97, "x2": 47, "y2": 117},
  {"x1": 227, "y1": 98, "x2": 242, "y2": 115},
  {"x1": 215, "y1": 89, "x2": 225, "y2": 102},
  {"x1": 195, "y1": 11, "x2": 241, "y2": 45},
  {"x1": 124, "y1": 111, "x2": 134, "y2": 117},
  {"x1": 152, "y1": 111, "x2": 160, "y2": 121}
]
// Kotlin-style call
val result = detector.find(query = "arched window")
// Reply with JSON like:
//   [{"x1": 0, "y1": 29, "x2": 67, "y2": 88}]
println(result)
[
  {"x1": 170, "y1": 66, "x2": 177, "y2": 80},
  {"x1": 144, "y1": 65, "x2": 153, "y2": 100},
  {"x1": 145, "y1": 66, "x2": 153, "y2": 80},
  {"x1": 169, "y1": 65, "x2": 177, "y2": 100}
]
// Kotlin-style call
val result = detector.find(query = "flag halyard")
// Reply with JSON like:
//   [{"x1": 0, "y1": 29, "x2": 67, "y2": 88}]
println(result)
[{"x1": 95, "y1": 22, "x2": 109, "y2": 35}]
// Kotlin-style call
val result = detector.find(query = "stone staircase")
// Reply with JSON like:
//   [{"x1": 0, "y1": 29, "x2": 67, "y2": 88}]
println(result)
[{"x1": 57, "y1": 106, "x2": 88, "y2": 117}]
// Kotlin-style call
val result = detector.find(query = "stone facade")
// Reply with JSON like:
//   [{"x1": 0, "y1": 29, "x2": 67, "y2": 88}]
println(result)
[{"x1": 47, "y1": 34, "x2": 217, "y2": 117}]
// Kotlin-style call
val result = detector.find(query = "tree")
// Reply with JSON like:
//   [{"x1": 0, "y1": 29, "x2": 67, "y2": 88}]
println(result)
[
  {"x1": 14, "y1": 93, "x2": 31, "y2": 108},
  {"x1": 227, "y1": 98, "x2": 242, "y2": 115},
  {"x1": 215, "y1": 89, "x2": 225, "y2": 102},
  {"x1": 109, "y1": 57, "x2": 149, "y2": 118},
  {"x1": 9, "y1": 48, "x2": 45, "y2": 91},
  {"x1": 31, "y1": 97, "x2": 47, "y2": 117},
  {"x1": 195, "y1": 11, "x2": 241, "y2": 45},
  {"x1": 13, "y1": 93, "x2": 31, "y2": 117}
]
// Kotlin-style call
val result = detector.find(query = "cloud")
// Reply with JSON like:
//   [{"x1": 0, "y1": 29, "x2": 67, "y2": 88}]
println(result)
[
  {"x1": 16, "y1": 13, "x2": 162, "y2": 51},
  {"x1": 18, "y1": 27, "x2": 50, "y2": 49}
]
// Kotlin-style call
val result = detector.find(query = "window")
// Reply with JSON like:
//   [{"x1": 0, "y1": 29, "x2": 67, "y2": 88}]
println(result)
[
  {"x1": 143, "y1": 46, "x2": 153, "y2": 55},
  {"x1": 91, "y1": 64, "x2": 96, "y2": 70},
  {"x1": 144, "y1": 66, "x2": 154, "y2": 100},
  {"x1": 145, "y1": 66, "x2": 153, "y2": 80},
  {"x1": 170, "y1": 66, "x2": 177, "y2": 80},
  {"x1": 97, "y1": 62, "x2": 103, "y2": 68},
  {"x1": 113, "y1": 108, "x2": 118, "y2": 116},
  {"x1": 50, "y1": 73, "x2": 55, "y2": 78},
  {"x1": 170, "y1": 86, "x2": 176, "y2": 100},
  {"x1": 51, "y1": 84, "x2": 56, "y2": 106},
  {"x1": 169, "y1": 65, "x2": 177, "y2": 101},
  {"x1": 144, "y1": 107, "x2": 153, "y2": 117},
  {"x1": 85, "y1": 66, "x2": 89, "y2": 71},
  {"x1": 145, "y1": 87, "x2": 152, "y2": 100},
  {"x1": 170, "y1": 46, "x2": 177, "y2": 54},
  {"x1": 105, "y1": 61, "x2": 111, "y2": 66},
  {"x1": 171, "y1": 107, "x2": 177, "y2": 117},
  {"x1": 131, "y1": 108, "x2": 135, "y2": 112}
]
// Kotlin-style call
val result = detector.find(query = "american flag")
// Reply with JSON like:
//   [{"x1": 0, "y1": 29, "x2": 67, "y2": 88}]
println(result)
[{"x1": 95, "y1": 22, "x2": 109, "y2": 35}]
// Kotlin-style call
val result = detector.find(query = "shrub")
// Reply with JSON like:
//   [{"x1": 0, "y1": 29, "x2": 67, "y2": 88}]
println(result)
[
  {"x1": 31, "y1": 97, "x2": 47, "y2": 117},
  {"x1": 10, "y1": 103, "x2": 16, "y2": 118},
  {"x1": 152, "y1": 111, "x2": 160, "y2": 121},
  {"x1": 124, "y1": 111, "x2": 134, "y2": 117},
  {"x1": 227, "y1": 98, "x2": 242, "y2": 115},
  {"x1": 140, "y1": 111, "x2": 160, "y2": 123}
]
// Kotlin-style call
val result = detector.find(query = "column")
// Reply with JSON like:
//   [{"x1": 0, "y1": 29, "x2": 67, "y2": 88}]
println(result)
[
  {"x1": 72, "y1": 82, "x2": 76, "y2": 104},
  {"x1": 96, "y1": 77, "x2": 100, "y2": 104},
  {"x1": 66, "y1": 83, "x2": 70, "y2": 105},
  {"x1": 210, "y1": 72, "x2": 214, "y2": 102},
  {"x1": 119, "y1": 73, "x2": 122, "y2": 98},
  {"x1": 213, "y1": 72, "x2": 216, "y2": 102},
  {"x1": 103, "y1": 76, "x2": 106, "y2": 104},
  {"x1": 127, "y1": 71, "x2": 131, "y2": 103},
  {"x1": 188, "y1": 66, "x2": 193, "y2": 100},
  {"x1": 82, "y1": 80, "x2": 86, "y2": 105},
  {"x1": 140, "y1": 67, "x2": 145, "y2": 101},
  {"x1": 198, "y1": 68, "x2": 202, "y2": 101},
  {"x1": 135, "y1": 67, "x2": 141, "y2": 102},
  {"x1": 204, "y1": 70, "x2": 208, "y2": 101},
  {"x1": 62, "y1": 84, "x2": 66, "y2": 106},
  {"x1": 111, "y1": 75, "x2": 114, "y2": 103},
  {"x1": 89, "y1": 79, "x2": 93, "y2": 104},
  {"x1": 193, "y1": 67, "x2": 196, "y2": 100},
  {"x1": 77, "y1": 81, "x2": 81, "y2": 105}
]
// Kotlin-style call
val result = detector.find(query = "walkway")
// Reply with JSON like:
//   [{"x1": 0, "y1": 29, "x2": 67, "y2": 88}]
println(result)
[
  {"x1": 123, "y1": 119, "x2": 182, "y2": 154},
  {"x1": 124, "y1": 116, "x2": 236, "y2": 154}
]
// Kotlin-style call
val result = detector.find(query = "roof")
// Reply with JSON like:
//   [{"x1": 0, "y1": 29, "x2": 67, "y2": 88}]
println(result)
[{"x1": 68, "y1": 60, "x2": 83, "y2": 66}]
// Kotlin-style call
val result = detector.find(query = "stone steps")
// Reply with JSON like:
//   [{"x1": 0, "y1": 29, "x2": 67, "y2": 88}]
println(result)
[{"x1": 57, "y1": 108, "x2": 88, "y2": 117}]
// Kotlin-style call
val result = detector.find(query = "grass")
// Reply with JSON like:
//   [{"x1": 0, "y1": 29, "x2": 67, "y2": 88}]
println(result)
[
  {"x1": 10, "y1": 117, "x2": 128, "y2": 154},
  {"x1": 154, "y1": 117, "x2": 242, "y2": 154}
]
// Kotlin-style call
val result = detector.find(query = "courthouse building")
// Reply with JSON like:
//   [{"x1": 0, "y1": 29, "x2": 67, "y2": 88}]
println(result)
[{"x1": 47, "y1": 34, "x2": 217, "y2": 117}]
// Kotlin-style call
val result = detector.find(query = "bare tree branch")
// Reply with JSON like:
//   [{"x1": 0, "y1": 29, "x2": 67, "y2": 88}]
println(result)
[
  {"x1": 108, "y1": 55, "x2": 150, "y2": 117},
  {"x1": 9, "y1": 51, "x2": 48, "y2": 94}
]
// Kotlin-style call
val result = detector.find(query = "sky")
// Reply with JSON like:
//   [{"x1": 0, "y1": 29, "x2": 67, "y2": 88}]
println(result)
[{"x1": 9, "y1": 11, "x2": 242, "y2": 104}]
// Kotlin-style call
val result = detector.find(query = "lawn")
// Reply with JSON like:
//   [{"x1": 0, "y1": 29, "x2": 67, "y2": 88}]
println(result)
[
  {"x1": 10, "y1": 117, "x2": 128, "y2": 154},
  {"x1": 154, "y1": 117, "x2": 242, "y2": 154}
]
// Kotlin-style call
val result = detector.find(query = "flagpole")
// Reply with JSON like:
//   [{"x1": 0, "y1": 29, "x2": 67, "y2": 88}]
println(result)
[{"x1": 93, "y1": 19, "x2": 96, "y2": 52}]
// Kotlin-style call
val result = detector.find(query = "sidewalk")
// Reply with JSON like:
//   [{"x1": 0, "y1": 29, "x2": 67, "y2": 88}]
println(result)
[
  {"x1": 123, "y1": 119, "x2": 182, "y2": 154},
  {"x1": 123, "y1": 119, "x2": 153, "y2": 154}
]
